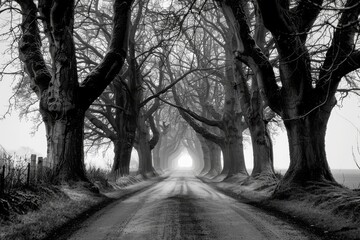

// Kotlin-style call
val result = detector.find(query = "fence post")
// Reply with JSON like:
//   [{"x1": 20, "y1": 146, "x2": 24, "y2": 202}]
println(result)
[
  {"x1": 27, "y1": 163, "x2": 31, "y2": 186},
  {"x1": 30, "y1": 154, "x2": 37, "y2": 184},
  {"x1": 0, "y1": 165, "x2": 5, "y2": 195},
  {"x1": 37, "y1": 157, "x2": 43, "y2": 182}
]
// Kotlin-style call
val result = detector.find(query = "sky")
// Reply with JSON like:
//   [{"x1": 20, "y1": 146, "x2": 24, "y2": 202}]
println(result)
[{"x1": 0, "y1": 80, "x2": 47, "y2": 157}]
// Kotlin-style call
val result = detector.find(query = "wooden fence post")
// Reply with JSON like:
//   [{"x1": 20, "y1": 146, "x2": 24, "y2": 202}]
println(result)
[
  {"x1": 0, "y1": 165, "x2": 5, "y2": 195},
  {"x1": 27, "y1": 163, "x2": 30, "y2": 186},
  {"x1": 37, "y1": 157, "x2": 43, "y2": 182},
  {"x1": 30, "y1": 154, "x2": 37, "y2": 184}
]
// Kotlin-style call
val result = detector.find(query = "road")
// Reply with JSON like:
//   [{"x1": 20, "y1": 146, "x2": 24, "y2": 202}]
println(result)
[{"x1": 67, "y1": 171, "x2": 319, "y2": 240}]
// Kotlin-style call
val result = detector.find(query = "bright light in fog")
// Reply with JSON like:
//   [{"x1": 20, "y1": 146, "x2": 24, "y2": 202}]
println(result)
[{"x1": 178, "y1": 154, "x2": 193, "y2": 168}]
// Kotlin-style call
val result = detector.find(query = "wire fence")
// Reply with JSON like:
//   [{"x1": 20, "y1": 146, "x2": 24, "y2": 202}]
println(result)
[{"x1": 0, "y1": 154, "x2": 52, "y2": 196}]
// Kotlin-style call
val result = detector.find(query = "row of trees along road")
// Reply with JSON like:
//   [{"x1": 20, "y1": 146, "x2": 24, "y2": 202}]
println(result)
[{"x1": 2, "y1": 0, "x2": 360, "y2": 192}]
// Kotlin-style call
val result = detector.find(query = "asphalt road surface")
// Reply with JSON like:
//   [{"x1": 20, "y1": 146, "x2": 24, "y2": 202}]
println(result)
[{"x1": 67, "y1": 171, "x2": 319, "y2": 240}]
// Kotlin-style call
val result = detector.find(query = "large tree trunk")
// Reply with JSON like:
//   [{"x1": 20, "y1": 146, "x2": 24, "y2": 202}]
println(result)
[
  {"x1": 234, "y1": 57, "x2": 275, "y2": 178},
  {"x1": 198, "y1": 135, "x2": 211, "y2": 176},
  {"x1": 137, "y1": 141, "x2": 154, "y2": 177},
  {"x1": 153, "y1": 136, "x2": 162, "y2": 171},
  {"x1": 111, "y1": 138, "x2": 133, "y2": 176},
  {"x1": 279, "y1": 109, "x2": 335, "y2": 191},
  {"x1": 220, "y1": 135, "x2": 248, "y2": 178},
  {"x1": 250, "y1": 127, "x2": 274, "y2": 181},
  {"x1": 204, "y1": 141, "x2": 222, "y2": 178},
  {"x1": 218, "y1": 0, "x2": 359, "y2": 193},
  {"x1": 249, "y1": 122, "x2": 274, "y2": 177},
  {"x1": 16, "y1": 0, "x2": 133, "y2": 184},
  {"x1": 111, "y1": 118, "x2": 136, "y2": 175},
  {"x1": 221, "y1": 48, "x2": 248, "y2": 179},
  {"x1": 136, "y1": 113, "x2": 155, "y2": 177},
  {"x1": 111, "y1": 112, "x2": 138, "y2": 175},
  {"x1": 218, "y1": 80, "x2": 248, "y2": 179},
  {"x1": 44, "y1": 108, "x2": 88, "y2": 183}
]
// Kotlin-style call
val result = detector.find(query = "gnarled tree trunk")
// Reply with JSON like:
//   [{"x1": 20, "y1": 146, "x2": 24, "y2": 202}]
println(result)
[
  {"x1": 44, "y1": 108, "x2": 88, "y2": 182},
  {"x1": 217, "y1": 0, "x2": 360, "y2": 192},
  {"x1": 219, "y1": 135, "x2": 247, "y2": 178},
  {"x1": 136, "y1": 112, "x2": 156, "y2": 177},
  {"x1": 204, "y1": 141, "x2": 222, "y2": 178},
  {"x1": 198, "y1": 135, "x2": 211, "y2": 176},
  {"x1": 16, "y1": 0, "x2": 133, "y2": 183},
  {"x1": 111, "y1": 136, "x2": 134, "y2": 176},
  {"x1": 282, "y1": 108, "x2": 335, "y2": 188},
  {"x1": 249, "y1": 121, "x2": 274, "y2": 177}
]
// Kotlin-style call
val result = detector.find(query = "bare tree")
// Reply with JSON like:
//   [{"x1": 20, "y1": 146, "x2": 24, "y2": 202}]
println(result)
[
  {"x1": 12, "y1": 0, "x2": 133, "y2": 183},
  {"x1": 217, "y1": 0, "x2": 360, "y2": 192}
]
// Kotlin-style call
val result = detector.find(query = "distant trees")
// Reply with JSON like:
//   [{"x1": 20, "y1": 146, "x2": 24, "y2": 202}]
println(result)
[{"x1": 165, "y1": 1, "x2": 277, "y2": 180}]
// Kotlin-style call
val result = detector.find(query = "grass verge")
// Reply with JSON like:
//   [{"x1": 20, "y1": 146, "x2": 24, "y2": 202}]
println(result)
[
  {"x1": 0, "y1": 175, "x2": 161, "y2": 240},
  {"x1": 201, "y1": 174, "x2": 360, "y2": 240}
]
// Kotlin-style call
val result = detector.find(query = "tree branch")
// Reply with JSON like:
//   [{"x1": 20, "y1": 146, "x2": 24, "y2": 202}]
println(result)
[
  {"x1": 319, "y1": 0, "x2": 360, "y2": 93},
  {"x1": 79, "y1": 0, "x2": 134, "y2": 109},
  {"x1": 148, "y1": 115, "x2": 159, "y2": 150},
  {"x1": 16, "y1": 0, "x2": 51, "y2": 94},
  {"x1": 217, "y1": 0, "x2": 282, "y2": 114},
  {"x1": 85, "y1": 111, "x2": 116, "y2": 140},
  {"x1": 140, "y1": 67, "x2": 213, "y2": 108}
]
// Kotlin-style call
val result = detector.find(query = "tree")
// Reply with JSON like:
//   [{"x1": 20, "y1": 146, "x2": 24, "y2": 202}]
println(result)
[
  {"x1": 163, "y1": 5, "x2": 248, "y2": 180},
  {"x1": 13, "y1": 0, "x2": 133, "y2": 183},
  {"x1": 152, "y1": 109, "x2": 170, "y2": 171},
  {"x1": 159, "y1": 118, "x2": 188, "y2": 170},
  {"x1": 79, "y1": 0, "x2": 165, "y2": 176},
  {"x1": 217, "y1": 0, "x2": 360, "y2": 191},
  {"x1": 230, "y1": 5, "x2": 275, "y2": 178},
  {"x1": 182, "y1": 129, "x2": 205, "y2": 173},
  {"x1": 171, "y1": 76, "x2": 248, "y2": 180}
]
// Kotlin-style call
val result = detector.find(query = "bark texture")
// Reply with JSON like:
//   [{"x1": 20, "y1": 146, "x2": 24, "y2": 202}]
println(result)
[
  {"x1": 217, "y1": 0, "x2": 360, "y2": 191},
  {"x1": 16, "y1": 0, "x2": 133, "y2": 182},
  {"x1": 136, "y1": 112, "x2": 157, "y2": 177},
  {"x1": 198, "y1": 135, "x2": 211, "y2": 176},
  {"x1": 204, "y1": 141, "x2": 222, "y2": 178},
  {"x1": 234, "y1": 62, "x2": 274, "y2": 177}
]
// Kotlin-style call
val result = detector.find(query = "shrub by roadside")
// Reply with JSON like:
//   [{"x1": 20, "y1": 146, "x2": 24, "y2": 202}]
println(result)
[
  {"x1": 0, "y1": 170, "x2": 158, "y2": 240},
  {"x1": 0, "y1": 183, "x2": 106, "y2": 240}
]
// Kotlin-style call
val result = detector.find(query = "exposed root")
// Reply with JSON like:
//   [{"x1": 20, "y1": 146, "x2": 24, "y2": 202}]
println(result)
[
  {"x1": 223, "y1": 173, "x2": 249, "y2": 183},
  {"x1": 240, "y1": 173, "x2": 279, "y2": 192},
  {"x1": 203, "y1": 169, "x2": 220, "y2": 179}
]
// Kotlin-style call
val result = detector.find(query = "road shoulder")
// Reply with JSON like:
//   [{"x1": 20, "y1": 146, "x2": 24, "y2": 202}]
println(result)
[
  {"x1": 0, "y1": 176, "x2": 165, "y2": 240},
  {"x1": 198, "y1": 175, "x2": 360, "y2": 240}
]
